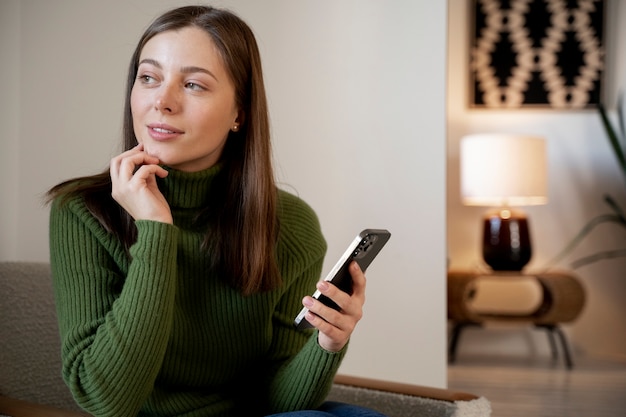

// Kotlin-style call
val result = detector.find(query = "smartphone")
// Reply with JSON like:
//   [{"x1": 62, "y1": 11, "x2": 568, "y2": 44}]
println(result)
[{"x1": 293, "y1": 228, "x2": 391, "y2": 330}]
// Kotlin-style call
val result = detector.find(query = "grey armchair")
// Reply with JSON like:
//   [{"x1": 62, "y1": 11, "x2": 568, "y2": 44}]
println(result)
[{"x1": 0, "y1": 262, "x2": 490, "y2": 417}]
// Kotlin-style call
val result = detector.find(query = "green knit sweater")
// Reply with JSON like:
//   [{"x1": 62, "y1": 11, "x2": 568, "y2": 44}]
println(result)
[{"x1": 49, "y1": 165, "x2": 346, "y2": 417}]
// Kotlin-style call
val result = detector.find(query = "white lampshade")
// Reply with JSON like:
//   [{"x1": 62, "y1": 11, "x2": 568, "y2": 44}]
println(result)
[{"x1": 460, "y1": 134, "x2": 548, "y2": 207}]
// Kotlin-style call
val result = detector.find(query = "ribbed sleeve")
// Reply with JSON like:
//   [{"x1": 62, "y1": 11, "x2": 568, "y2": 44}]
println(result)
[
  {"x1": 269, "y1": 335, "x2": 346, "y2": 410},
  {"x1": 257, "y1": 190, "x2": 346, "y2": 413},
  {"x1": 50, "y1": 198, "x2": 179, "y2": 417}
]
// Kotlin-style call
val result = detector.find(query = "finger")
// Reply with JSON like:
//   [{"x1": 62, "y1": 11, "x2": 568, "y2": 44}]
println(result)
[
  {"x1": 110, "y1": 143, "x2": 142, "y2": 163},
  {"x1": 306, "y1": 301, "x2": 352, "y2": 352},
  {"x1": 132, "y1": 164, "x2": 169, "y2": 183},
  {"x1": 110, "y1": 144, "x2": 158, "y2": 170},
  {"x1": 349, "y1": 261, "x2": 367, "y2": 300},
  {"x1": 114, "y1": 152, "x2": 161, "y2": 182},
  {"x1": 306, "y1": 308, "x2": 344, "y2": 337},
  {"x1": 345, "y1": 265, "x2": 366, "y2": 324},
  {"x1": 314, "y1": 279, "x2": 352, "y2": 313},
  {"x1": 304, "y1": 294, "x2": 353, "y2": 333},
  {"x1": 110, "y1": 145, "x2": 142, "y2": 179},
  {"x1": 318, "y1": 269, "x2": 365, "y2": 319}
]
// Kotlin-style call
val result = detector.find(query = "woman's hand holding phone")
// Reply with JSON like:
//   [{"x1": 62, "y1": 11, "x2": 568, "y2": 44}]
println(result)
[
  {"x1": 110, "y1": 144, "x2": 173, "y2": 224},
  {"x1": 302, "y1": 261, "x2": 366, "y2": 353}
]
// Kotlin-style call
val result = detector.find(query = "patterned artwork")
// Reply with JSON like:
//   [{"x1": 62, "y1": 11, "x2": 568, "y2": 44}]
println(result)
[{"x1": 470, "y1": 0, "x2": 605, "y2": 109}]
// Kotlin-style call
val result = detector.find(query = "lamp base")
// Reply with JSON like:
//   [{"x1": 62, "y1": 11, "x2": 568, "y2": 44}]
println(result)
[{"x1": 482, "y1": 208, "x2": 532, "y2": 271}]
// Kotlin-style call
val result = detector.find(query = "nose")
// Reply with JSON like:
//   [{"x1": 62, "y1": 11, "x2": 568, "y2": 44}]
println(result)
[{"x1": 155, "y1": 83, "x2": 179, "y2": 114}]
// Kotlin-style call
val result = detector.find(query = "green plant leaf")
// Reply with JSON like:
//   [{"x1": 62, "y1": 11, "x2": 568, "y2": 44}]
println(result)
[
  {"x1": 604, "y1": 194, "x2": 626, "y2": 226},
  {"x1": 539, "y1": 212, "x2": 624, "y2": 270},
  {"x1": 618, "y1": 94, "x2": 625, "y2": 145},
  {"x1": 571, "y1": 249, "x2": 626, "y2": 269},
  {"x1": 598, "y1": 103, "x2": 626, "y2": 180}
]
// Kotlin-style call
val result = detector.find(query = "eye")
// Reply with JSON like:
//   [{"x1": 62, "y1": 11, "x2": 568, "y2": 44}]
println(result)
[
  {"x1": 137, "y1": 74, "x2": 156, "y2": 84},
  {"x1": 185, "y1": 81, "x2": 206, "y2": 92}
]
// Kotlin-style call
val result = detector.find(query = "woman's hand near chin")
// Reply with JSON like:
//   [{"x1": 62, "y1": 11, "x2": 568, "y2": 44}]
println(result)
[{"x1": 110, "y1": 143, "x2": 173, "y2": 224}]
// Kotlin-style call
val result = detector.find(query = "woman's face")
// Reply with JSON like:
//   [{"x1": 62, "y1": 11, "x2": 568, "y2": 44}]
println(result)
[{"x1": 131, "y1": 26, "x2": 240, "y2": 172}]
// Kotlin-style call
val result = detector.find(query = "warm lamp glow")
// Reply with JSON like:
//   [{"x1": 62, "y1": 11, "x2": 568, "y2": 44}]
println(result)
[
  {"x1": 461, "y1": 134, "x2": 548, "y2": 207},
  {"x1": 460, "y1": 134, "x2": 548, "y2": 271}
]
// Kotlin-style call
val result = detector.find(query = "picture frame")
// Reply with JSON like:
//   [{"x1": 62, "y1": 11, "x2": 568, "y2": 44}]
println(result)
[{"x1": 469, "y1": 0, "x2": 606, "y2": 109}]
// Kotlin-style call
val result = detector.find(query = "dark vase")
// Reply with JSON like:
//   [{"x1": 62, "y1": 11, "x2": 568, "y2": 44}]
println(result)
[{"x1": 482, "y1": 211, "x2": 532, "y2": 271}]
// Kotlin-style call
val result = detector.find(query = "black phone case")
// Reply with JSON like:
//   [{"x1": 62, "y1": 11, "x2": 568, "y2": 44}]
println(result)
[{"x1": 293, "y1": 229, "x2": 391, "y2": 330}]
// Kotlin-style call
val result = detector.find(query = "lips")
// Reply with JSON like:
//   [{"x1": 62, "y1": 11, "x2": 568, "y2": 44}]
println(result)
[{"x1": 147, "y1": 123, "x2": 184, "y2": 140}]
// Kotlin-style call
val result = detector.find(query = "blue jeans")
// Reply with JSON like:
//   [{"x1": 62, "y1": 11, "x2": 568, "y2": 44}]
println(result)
[{"x1": 266, "y1": 401, "x2": 388, "y2": 416}]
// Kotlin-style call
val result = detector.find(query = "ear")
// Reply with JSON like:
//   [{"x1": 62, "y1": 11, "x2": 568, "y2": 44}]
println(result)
[
  {"x1": 235, "y1": 110, "x2": 245, "y2": 127},
  {"x1": 231, "y1": 110, "x2": 245, "y2": 133}
]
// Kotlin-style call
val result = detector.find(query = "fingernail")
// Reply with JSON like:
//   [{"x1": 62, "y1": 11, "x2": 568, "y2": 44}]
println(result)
[
  {"x1": 303, "y1": 297, "x2": 314, "y2": 307},
  {"x1": 317, "y1": 281, "x2": 329, "y2": 291}
]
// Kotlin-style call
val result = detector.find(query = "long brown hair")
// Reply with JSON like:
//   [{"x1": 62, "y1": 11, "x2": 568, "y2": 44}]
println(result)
[{"x1": 47, "y1": 6, "x2": 280, "y2": 294}]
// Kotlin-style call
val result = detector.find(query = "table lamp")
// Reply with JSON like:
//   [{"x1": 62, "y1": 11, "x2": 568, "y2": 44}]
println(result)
[{"x1": 460, "y1": 134, "x2": 548, "y2": 271}]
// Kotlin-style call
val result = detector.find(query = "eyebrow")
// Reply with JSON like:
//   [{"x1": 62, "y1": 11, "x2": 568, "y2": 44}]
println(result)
[{"x1": 138, "y1": 58, "x2": 218, "y2": 82}]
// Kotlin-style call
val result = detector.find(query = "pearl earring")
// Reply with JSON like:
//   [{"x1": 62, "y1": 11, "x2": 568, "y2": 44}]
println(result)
[{"x1": 232, "y1": 124, "x2": 239, "y2": 132}]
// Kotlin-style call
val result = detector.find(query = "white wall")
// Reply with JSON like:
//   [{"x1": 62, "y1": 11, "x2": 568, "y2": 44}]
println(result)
[
  {"x1": 0, "y1": 0, "x2": 20, "y2": 260},
  {"x1": 447, "y1": 0, "x2": 626, "y2": 360},
  {"x1": 1, "y1": 1, "x2": 448, "y2": 387}
]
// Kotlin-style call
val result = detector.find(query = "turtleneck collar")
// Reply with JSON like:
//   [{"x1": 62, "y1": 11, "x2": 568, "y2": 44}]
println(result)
[{"x1": 157, "y1": 164, "x2": 222, "y2": 209}]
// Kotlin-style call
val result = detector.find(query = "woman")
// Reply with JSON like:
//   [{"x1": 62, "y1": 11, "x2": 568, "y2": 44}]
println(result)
[{"x1": 47, "y1": 5, "x2": 385, "y2": 417}]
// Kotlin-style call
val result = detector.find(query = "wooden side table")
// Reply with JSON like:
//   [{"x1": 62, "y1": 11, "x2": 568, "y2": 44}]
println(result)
[{"x1": 447, "y1": 270, "x2": 586, "y2": 369}]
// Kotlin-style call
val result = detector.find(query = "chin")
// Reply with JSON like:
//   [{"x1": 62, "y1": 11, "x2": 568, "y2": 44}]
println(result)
[{"x1": 143, "y1": 143, "x2": 167, "y2": 162}]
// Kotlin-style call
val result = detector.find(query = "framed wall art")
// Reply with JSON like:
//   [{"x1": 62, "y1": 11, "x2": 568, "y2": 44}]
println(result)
[{"x1": 469, "y1": 0, "x2": 606, "y2": 109}]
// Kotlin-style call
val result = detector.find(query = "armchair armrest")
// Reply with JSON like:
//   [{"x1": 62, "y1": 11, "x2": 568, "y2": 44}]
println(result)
[
  {"x1": 331, "y1": 375, "x2": 490, "y2": 417},
  {"x1": 0, "y1": 396, "x2": 89, "y2": 417},
  {"x1": 333, "y1": 374, "x2": 478, "y2": 402}
]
